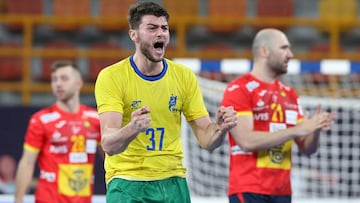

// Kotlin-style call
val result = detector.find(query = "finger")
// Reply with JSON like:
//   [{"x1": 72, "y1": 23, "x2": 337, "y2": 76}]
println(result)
[
  {"x1": 139, "y1": 106, "x2": 151, "y2": 114},
  {"x1": 316, "y1": 104, "x2": 322, "y2": 114},
  {"x1": 304, "y1": 111, "x2": 310, "y2": 119}
]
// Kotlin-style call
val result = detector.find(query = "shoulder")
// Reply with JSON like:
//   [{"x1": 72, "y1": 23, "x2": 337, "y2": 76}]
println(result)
[
  {"x1": 31, "y1": 105, "x2": 61, "y2": 124},
  {"x1": 81, "y1": 105, "x2": 99, "y2": 120},
  {"x1": 165, "y1": 59, "x2": 197, "y2": 83},
  {"x1": 98, "y1": 57, "x2": 131, "y2": 77},
  {"x1": 277, "y1": 80, "x2": 297, "y2": 93},
  {"x1": 166, "y1": 59, "x2": 194, "y2": 73},
  {"x1": 225, "y1": 74, "x2": 249, "y2": 91}
]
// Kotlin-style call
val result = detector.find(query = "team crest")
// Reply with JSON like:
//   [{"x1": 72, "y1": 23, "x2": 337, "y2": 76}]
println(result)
[
  {"x1": 68, "y1": 169, "x2": 88, "y2": 192},
  {"x1": 168, "y1": 95, "x2": 178, "y2": 113}
]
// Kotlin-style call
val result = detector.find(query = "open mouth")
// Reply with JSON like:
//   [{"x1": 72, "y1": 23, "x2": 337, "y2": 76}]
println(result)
[{"x1": 154, "y1": 42, "x2": 164, "y2": 49}]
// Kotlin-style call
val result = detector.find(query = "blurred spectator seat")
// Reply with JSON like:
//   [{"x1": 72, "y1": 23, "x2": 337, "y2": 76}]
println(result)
[
  {"x1": 309, "y1": 43, "x2": 331, "y2": 53},
  {"x1": 256, "y1": 0, "x2": 294, "y2": 31},
  {"x1": 207, "y1": 0, "x2": 246, "y2": 33},
  {"x1": 0, "y1": 41, "x2": 23, "y2": 81},
  {"x1": 51, "y1": 0, "x2": 91, "y2": 32},
  {"x1": 0, "y1": 0, "x2": 5, "y2": 13},
  {"x1": 87, "y1": 40, "x2": 121, "y2": 82},
  {"x1": 98, "y1": 0, "x2": 135, "y2": 31},
  {"x1": 163, "y1": 0, "x2": 199, "y2": 18},
  {"x1": 4, "y1": 0, "x2": 43, "y2": 31},
  {"x1": 38, "y1": 40, "x2": 77, "y2": 82},
  {"x1": 200, "y1": 42, "x2": 237, "y2": 57},
  {"x1": 318, "y1": 0, "x2": 357, "y2": 33}
]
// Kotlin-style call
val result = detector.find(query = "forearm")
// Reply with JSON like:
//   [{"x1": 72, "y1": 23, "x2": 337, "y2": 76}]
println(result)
[
  {"x1": 296, "y1": 131, "x2": 321, "y2": 156},
  {"x1": 237, "y1": 127, "x2": 301, "y2": 152},
  {"x1": 101, "y1": 122, "x2": 139, "y2": 155},
  {"x1": 15, "y1": 160, "x2": 35, "y2": 203},
  {"x1": 200, "y1": 123, "x2": 227, "y2": 152}
]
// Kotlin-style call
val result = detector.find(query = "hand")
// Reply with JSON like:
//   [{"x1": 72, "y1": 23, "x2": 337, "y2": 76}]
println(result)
[
  {"x1": 296, "y1": 104, "x2": 336, "y2": 137},
  {"x1": 215, "y1": 106, "x2": 237, "y2": 132},
  {"x1": 131, "y1": 106, "x2": 151, "y2": 132}
]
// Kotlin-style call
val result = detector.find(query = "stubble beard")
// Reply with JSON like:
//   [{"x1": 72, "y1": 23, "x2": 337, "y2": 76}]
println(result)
[{"x1": 140, "y1": 42, "x2": 163, "y2": 63}]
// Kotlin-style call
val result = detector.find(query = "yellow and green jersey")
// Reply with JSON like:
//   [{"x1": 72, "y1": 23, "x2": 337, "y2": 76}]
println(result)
[{"x1": 95, "y1": 56, "x2": 208, "y2": 183}]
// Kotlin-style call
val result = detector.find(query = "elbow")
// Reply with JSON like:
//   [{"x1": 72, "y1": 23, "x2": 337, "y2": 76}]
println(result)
[
  {"x1": 300, "y1": 148, "x2": 317, "y2": 157},
  {"x1": 102, "y1": 146, "x2": 124, "y2": 156},
  {"x1": 237, "y1": 141, "x2": 256, "y2": 152},
  {"x1": 101, "y1": 139, "x2": 125, "y2": 156},
  {"x1": 202, "y1": 144, "x2": 219, "y2": 153}
]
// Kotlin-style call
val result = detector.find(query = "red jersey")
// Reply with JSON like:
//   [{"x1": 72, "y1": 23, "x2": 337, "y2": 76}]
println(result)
[
  {"x1": 24, "y1": 104, "x2": 101, "y2": 203},
  {"x1": 221, "y1": 73, "x2": 303, "y2": 196}
]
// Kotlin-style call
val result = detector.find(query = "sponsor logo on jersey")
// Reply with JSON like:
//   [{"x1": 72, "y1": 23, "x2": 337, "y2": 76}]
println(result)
[
  {"x1": 254, "y1": 112, "x2": 269, "y2": 121},
  {"x1": 40, "y1": 170, "x2": 56, "y2": 182},
  {"x1": 131, "y1": 100, "x2": 141, "y2": 110},
  {"x1": 40, "y1": 112, "x2": 61, "y2": 124},
  {"x1": 258, "y1": 90, "x2": 267, "y2": 96},
  {"x1": 50, "y1": 145, "x2": 68, "y2": 153},
  {"x1": 245, "y1": 80, "x2": 260, "y2": 92},
  {"x1": 55, "y1": 120, "x2": 66, "y2": 128},
  {"x1": 227, "y1": 84, "x2": 240, "y2": 92},
  {"x1": 51, "y1": 131, "x2": 68, "y2": 143}
]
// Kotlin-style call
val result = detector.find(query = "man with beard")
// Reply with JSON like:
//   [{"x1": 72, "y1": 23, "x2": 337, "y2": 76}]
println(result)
[
  {"x1": 221, "y1": 28, "x2": 336, "y2": 203},
  {"x1": 94, "y1": 2, "x2": 237, "y2": 203},
  {"x1": 15, "y1": 60, "x2": 102, "y2": 203}
]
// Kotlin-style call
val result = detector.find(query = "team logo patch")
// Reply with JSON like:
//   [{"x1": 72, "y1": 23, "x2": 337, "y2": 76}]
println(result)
[
  {"x1": 168, "y1": 94, "x2": 178, "y2": 113},
  {"x1": 58, "y1": 164, "x2": 92, "y2": 196}
]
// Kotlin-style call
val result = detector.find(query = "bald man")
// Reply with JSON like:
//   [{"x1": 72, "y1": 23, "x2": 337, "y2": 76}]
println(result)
[{"x1": 221, "y1": 28, "x2": 336, "y2": 203}]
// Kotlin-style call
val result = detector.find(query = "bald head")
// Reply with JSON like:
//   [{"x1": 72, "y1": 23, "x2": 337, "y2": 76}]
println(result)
[{"x1": 252, "y1": 28, "x2": 289, "y2": 59}]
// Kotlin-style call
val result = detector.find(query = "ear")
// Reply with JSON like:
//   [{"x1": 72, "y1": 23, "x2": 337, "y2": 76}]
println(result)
[
  {"x1": 77, "y1": 77, "x2": 84, "y2": 89},
  {"x1": 129, "y1": 29, "x2": 137, "y2": 42},
  {"x1": 260, "y1": 46, "x2": 269, "y2": 57}
]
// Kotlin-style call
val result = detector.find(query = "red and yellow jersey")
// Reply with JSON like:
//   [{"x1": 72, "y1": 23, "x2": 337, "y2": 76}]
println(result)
[
  {"x1": 24, "y1": 104, "x2": 101, "y2": 203},
  {"x1": 221, "y1": 73, "x2": 303, "y2": 196}
]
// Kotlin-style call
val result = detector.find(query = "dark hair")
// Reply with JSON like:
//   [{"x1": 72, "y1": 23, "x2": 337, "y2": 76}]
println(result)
[
  {"x1": 128, "y1": 2, "x2": 169, "y2": 29},
  {"x1": 50, "y1": 60, "x2": 80, "y2": 73}
]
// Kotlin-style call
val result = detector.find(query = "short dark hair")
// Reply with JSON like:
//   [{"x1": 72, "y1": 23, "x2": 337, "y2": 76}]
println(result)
[
  {"x1": 50, "y1": 60, "x2": 81, "y2": 77},
  {"x1": 128, "y1": 2, "x2": 169, "y2": 29}
]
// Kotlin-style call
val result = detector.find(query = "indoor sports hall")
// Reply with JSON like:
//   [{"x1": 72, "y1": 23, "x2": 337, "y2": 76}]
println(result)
[{"x1": 0, "y1": 0, "x2": 360, "y2": 202}]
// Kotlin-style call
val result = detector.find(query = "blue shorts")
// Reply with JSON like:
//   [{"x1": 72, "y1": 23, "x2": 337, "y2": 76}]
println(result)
[{"x1": 229, "y1": 192, "x2": 291, "y2": 203}]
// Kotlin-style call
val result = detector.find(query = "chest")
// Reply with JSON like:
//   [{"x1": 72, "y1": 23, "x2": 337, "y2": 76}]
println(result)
[
  {"x1": 43, "y1": 116, "x2": 99, "y2": 152},
  {"x1": 251, "y1": 86, "x2": 298, "y2": 125}
]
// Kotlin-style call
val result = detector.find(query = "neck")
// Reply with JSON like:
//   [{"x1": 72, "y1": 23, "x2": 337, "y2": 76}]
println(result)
[
  {"x1": 251, "y1": 62, "x2": 277, "y2": 83},
  {"x1": 132, "y1": 54, "x2": 163, "y2": 76},
  {"x1": 56, "y1": 98, "x2": 80, "y2": 113}
]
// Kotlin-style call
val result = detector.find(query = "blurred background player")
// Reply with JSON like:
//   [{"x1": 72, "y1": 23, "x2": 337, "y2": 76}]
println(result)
[
  {"x1": 0, "y1": 154, "x2": 16, "y2": 194},
  {"x1": 221, "y1": 28, "x2": 336, "y2": 203},
  {"x1": 14, "y1": 60, "x2": 102, "y2": 203}
]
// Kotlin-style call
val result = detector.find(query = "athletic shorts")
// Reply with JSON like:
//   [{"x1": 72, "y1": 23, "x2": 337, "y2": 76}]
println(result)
[
  {"x1": 106, "y1": 177, "x2": 191, "y2": 203},
  {"x1": 229, "y1": 192, "x2": 291, "y2": 203}
]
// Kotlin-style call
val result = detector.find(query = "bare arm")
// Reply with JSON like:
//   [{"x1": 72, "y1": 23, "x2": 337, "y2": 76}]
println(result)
[
  {"x1": 14, "y1": 149, "x2": 38, "y2": 203},
  {"x1": 189, "y1": 106, "x2": 237, "y2": 152},
  {"x1": 100, "y1": 106, "x2": 151, "y2": 156},
  {"x1": 295, "y1": 106, "x2": 336, "y2": 155},
  {"x1": 231, "y1": 106, "x2": 335, "y2": 152}
]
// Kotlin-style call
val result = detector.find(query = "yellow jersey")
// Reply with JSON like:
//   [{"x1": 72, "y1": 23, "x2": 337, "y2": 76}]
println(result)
[{"x1": 95, "y1": 56, "x2": 208, "y2": 183}]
